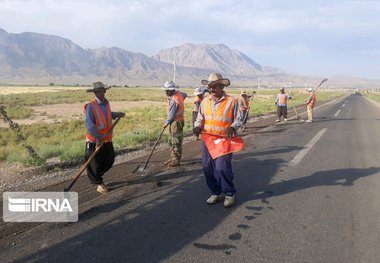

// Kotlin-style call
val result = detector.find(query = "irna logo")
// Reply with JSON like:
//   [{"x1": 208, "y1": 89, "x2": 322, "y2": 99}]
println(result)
[
  {"x1": 8, "y1": 197, "x2": 73, "y2": 213},
  {"x1": 3, "y1": 192, "x2": 78, "y2": 222}
]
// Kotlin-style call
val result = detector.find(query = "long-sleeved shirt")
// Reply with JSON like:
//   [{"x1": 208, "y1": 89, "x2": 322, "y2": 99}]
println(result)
[
  {"x1": 85, "y1": 98, "x2": 119, "y2": 142},
  {"x1": 165, "y1": 91, "x2": 188, "y2": 125},
  {"x1": 194, "y1": 92, "x2": 242, "y2": 130}
]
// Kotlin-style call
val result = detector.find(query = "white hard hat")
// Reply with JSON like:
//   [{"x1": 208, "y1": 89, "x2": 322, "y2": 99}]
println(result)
[
  {"x1": 194, "y1": 87, "x2": 204, "y2": 95},
  {"x1": 162, "y1": 80, "x2": 178, "y2": 91},
  {"x1": 308, "y1": 88, "x2": 313, "y2": 92}
]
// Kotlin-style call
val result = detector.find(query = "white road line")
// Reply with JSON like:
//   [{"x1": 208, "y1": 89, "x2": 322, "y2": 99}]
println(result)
[
  {"x1": 334, "y1": 109, "x2": 341, "y2": 117},
  {"x1": 290, "y1": 128, "x2": 327, "y2": 166}
]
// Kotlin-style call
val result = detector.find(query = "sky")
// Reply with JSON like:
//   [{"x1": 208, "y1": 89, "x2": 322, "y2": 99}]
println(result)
[{"x1": 0, "y1": 0, "x2": 379, "y2": 79}]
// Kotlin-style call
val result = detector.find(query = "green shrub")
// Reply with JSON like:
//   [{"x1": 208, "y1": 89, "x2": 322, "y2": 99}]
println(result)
[
  {"x1": 59, "y1": 140, "x2": 84, "y2": 162},
  {"x1": 6, "y1": 106, "x2": 33, "y2": 119}
]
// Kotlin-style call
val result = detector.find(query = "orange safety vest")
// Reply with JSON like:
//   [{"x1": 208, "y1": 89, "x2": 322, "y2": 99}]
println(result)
[
  {"x1": 307, "y1": 93, "x2": 316, "y2": 108},
  {"x1": 168, "y1": 91, "x2": 185, "y2": 121},
  {"x1": 84, "y1": 99, "x2": 113, "y2": 142},
  {"x1": 277, "y1": 93, "x2": 288, "y2": 105},
  {"x1": 239, "y1": 96, "x2": 249, "y2": 111},
  {"x1": 193, "y1": 96, "x2": 203, "y2": 112},
  {"x1": 202, "y1": 95, "x2": 236, "y2": 136}
]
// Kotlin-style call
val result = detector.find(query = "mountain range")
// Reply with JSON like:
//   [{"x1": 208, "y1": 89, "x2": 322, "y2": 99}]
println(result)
[{"x1": 0, "y1": 28, "x2": 377, "y2": 88}]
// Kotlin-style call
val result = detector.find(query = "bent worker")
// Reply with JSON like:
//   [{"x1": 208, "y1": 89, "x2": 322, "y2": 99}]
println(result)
[
  {"x1": 193, "y1": 73, "x2": 242, "y2": 207},
  {"x1": 305, "y1": 88, "x2": 316, "y2": 123},
  {"x1": 162, "y1": 80, "x2": 188, "y2": 167},
  {"x1": 84, "y1": 81, "x2": 125, "y2": 194},
  {"x1": 275, "y1": 87, "x2": 291, "y2": 122}
]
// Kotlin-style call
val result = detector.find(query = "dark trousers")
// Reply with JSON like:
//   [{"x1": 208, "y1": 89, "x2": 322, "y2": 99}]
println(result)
[
  {"x1": 240, "y1": 110, "x2": 248, "y2": 125},
  {"x1": 201, "y1": 142, "x2": 236, "y2": 196},
  {"x1": 85, "y1": 141, "x2": 115, "y2": 185},
  {"x1": 277, "y1": 106, "x2": 288, "y2": 119},
  {"x1": 192, "y1": 111, "x2": 198, "y2": 128}
]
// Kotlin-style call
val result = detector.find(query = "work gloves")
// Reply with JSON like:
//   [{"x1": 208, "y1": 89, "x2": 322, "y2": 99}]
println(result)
[
  {"x1": 193, "y1": 127, "x2": 202, "y2": 136},
  {"x1": 226, "y1": 127, "x2": 236, "y2": 138}
]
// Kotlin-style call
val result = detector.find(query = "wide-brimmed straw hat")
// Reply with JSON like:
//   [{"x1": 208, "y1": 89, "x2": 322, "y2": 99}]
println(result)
[
  {"x1": 308, "y1": 88, "x2": 313, "y2": 92},
  {"x1": 201, "y1": 73, "x2": 230, "y2": 87},
  {"x1": 86, "y1": 81, "x2": 111, "y2": 92},
  {"x1": 161, "y1": 80, "x2": 178, "y2": 91},
  {"x1": 241, "y1": 90, "x2": 247, "y2": 95},
  {"x1": 280, "y1": 87, "x2": 285, "y2": 91}
]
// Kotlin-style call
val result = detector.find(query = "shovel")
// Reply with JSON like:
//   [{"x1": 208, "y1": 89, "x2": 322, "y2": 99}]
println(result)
[
  {"x1": 133, "y1": 126, "x2": 167, "y2": 176},
  {"x1": 63, "y1": 117, "x2": 121, "y2": 192}
]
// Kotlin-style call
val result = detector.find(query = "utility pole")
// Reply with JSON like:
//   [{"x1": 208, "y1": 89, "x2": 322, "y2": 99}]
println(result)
[
  {"x1": 257, "y1": 75, "x2": 260, "y2": 96},
  {"x1": 173, "y1": 60, "x2": 176, "y2": 83}
]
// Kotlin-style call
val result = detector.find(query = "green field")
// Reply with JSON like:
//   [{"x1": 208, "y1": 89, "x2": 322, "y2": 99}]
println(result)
[{"x1": 0, "y1": 86, "x2": 345, "y2": 166}]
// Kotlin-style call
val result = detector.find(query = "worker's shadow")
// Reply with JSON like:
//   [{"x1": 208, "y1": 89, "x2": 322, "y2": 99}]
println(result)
[
  {"x1": 12, "y1": 146, "x2": 290, "y2": 263},
  {"x1": 12, "y1": 145, "x2": 378, "y2": 263},
  {"x1": 259, "y1": 166, "x2": 380, "y2": 199}
]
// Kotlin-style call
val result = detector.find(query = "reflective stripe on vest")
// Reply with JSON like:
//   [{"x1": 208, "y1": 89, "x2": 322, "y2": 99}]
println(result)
[
  {"x1": 168, "y1": 91, "x2": 185, "y2": 121},
  {"x1": 202, "y1": 95, "x2": 235, "y2": 136},
  {"x1": 85, "y1": 99, "x2": 113, "y2": 142},
  {"x1": 277, "y1": 93, "x2": 288, "y2": 105}
]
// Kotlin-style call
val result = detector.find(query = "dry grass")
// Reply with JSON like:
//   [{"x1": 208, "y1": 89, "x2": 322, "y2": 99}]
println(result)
[{"x1": 0, "y1": 86, "x2": 86, "y2": 95}]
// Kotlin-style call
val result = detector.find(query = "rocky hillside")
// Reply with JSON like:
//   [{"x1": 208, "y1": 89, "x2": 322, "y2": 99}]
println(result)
[{"x1": 0, "y1": 28, "x2": 377, "y2": 88}]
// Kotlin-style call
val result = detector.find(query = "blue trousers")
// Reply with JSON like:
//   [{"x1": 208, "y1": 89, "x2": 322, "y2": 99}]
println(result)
[{"x1": 201, "y1": 142, "x2": 236, "y2": 196}]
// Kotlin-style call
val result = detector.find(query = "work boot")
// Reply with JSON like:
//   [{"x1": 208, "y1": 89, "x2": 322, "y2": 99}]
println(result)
[
  {"x1": 224, "y1": 195, "x2": 235, "y2": 207},
  {"x1": 96, "y1": 183, "x2": 109, "y2": 194},
  {"x1": 275, "y1": 119, "x2": 280, "y2": 122},
  {"x1": 206, "y1": 195, "x2": 223, "y2": 204},
  {"x1": 306, "y1": 120, "x2": 312, "y2": 123}
]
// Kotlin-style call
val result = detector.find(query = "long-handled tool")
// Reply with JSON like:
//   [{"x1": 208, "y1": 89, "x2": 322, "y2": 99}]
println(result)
[
  {"x1": 290, "y1": 105, "x2": 304, "y2": 123},
  {"x1": 63, "y1": 117, "x2": 121, "y2": 192},
  {"x1": 133, "y1": 126, "x2": 167, "y2": 176},
  {"x1": 314, "y1": 78, "x2": 328, "y2": 93}
]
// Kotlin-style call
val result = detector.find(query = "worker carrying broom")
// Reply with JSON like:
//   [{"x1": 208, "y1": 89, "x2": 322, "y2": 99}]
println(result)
[
  {"x1": 84, "y1": 82, "x2": 125, "y2": 194},
  {"x1": 162, "y1": 81, "x2": 188, "y2": 167},
  {"x1": 193, "y1": 73, "x2": 243, "y2": 208},
  {"x1": 304, "y1": 88, "x2": 316, "y2": 123}
]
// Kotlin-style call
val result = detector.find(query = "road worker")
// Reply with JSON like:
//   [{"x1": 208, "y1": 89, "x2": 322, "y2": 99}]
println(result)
[
  {"x1": 305, "y1": 88, "x2": 316, "y2": 122},
  {"x1": 275, "y1": 87, "x2": 291, "y2": 122},
  {"x1": 192, "y1": 87, "x2": 207, "y2": 139},
  {"x1": 193, "y1": 73, "x2": 242, "y2": 207},
  {"x1": 239, "y1": 90, "x2": 250, "y2": 129},
  {"x1": 162, "y1": 80, "x2": 188, "y2": 167},
  {"x1": 84, "y1": 82, "x2": 125, "y2": 194}
]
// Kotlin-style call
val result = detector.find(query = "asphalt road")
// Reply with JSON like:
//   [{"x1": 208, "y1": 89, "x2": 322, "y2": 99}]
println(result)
[{"x1": 1, "y1": 94, "x2": 380, "y2": 262}]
